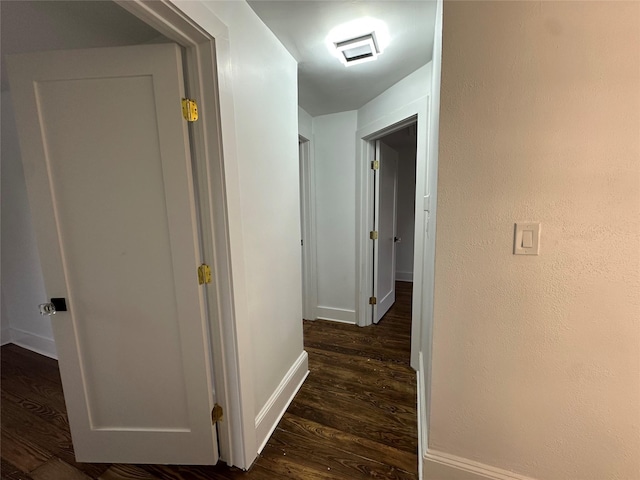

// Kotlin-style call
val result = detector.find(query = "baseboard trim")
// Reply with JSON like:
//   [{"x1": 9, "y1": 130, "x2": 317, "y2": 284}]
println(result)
[
  {"x1": 9, "y1": 328, "x2": 57, "y2": 359},
  {"x1": 423, "y1": 449, "x2": 537, "y2": 480},
  {"x1": 417, "y1": 351, "x2": 428, "y2": 480},
  {"x1": 255, "y1": 350, "x2": 309, "y2": 453},
  {"x1": 316, "y1": 306, "x2": 356, "y2": 324},
  {"x1": 417, "y1": 349, "x2": 536, "y2": 480},
  {"x1": 396, "y1": 271, "x2": 414, "y2": 282},
  {"x1": 417, "y1": 368, "x2": 424, "y2": 480}
]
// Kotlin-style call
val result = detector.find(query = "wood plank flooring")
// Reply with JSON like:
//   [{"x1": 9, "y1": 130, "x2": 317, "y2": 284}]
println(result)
[{"x1": 1, "y1": 282, "x2": 417, "y2": 479}]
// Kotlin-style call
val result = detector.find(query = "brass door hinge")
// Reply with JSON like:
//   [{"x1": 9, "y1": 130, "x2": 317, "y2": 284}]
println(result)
[
  {"x1": 370, "y1": 231, "x2": 378, "y2": 240},
  {"x1": 371, "y1": 160, "x2": 379, "y2": 170},
  {"x1": 211, "y1": 404, "x2": 223, "y2": 424},
  {"x1": 181, "y1": 98, "x2": 199, "y2": 122},
  {"x1": 369, "y1": 296, "x2": 377, "y2": 305},
  {"x1": 197, "y1": 264, "x2": 212, "y2": 285}
]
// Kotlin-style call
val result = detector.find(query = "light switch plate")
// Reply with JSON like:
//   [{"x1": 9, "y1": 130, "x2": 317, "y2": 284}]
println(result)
[{"x1": 514, "y1": 222, "x2": 540, "y2": 255}]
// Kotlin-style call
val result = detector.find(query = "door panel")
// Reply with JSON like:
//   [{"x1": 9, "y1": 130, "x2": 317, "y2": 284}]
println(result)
[
  {"x1": 7, "y1": 44, "x2": 218, "y2": 464},
  {"x1": 374, "y1": 141, "x2": 399, "y2": 323}
]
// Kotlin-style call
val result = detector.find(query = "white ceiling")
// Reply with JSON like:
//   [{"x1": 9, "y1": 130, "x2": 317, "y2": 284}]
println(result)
[
  {"x1": 247, "y1": 0, "x2": 437, "y2": 116},
  {"x1": 0, "y1": 1, "x2": 163, "y2": 92},
  {"x1": 1, "y1": 1, "x2": 436, "y2": 119}
]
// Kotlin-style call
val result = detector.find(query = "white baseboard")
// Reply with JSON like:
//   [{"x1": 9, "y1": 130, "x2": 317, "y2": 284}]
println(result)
[
  {"x1": 255, "y1": 350, "x2": 309, "y2": 453},
  {"x1": 417, "y1": 350, "x2": 429, "y2": 480},
  {"x1": 316, "y1": 306, "x2": 356, "y2": 324},
  {"x1": 423, "y1": 449, "x2": 537, "y2": 480},
  {"x1": 9, "y1": 328, "x2": 57, "y2": 359},
  {"x1": 419, "y1": 351, "x2": 536, "y2": 480},
  {"x1": 417, "y1": 368, "x2": 424, "y2": 480},
  {"x1": 396, "y1": 271, "x2": 414, "y2": 282}
]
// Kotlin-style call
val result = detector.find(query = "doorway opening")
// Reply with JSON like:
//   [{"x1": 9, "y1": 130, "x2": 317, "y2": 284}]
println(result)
[{"x1": 354, "y1": 97, "x2": 430, "y2": 373}]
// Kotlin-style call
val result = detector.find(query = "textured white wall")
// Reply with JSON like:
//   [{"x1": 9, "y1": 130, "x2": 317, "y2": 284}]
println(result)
[
  {"x1": 394, "y1": 148, "x2": 416, "y2": 281},
  {"x1": 432, "y1": 2, "x2": 640, "y2": 479},
  {"x1": 1, "y1": 90, "x2": 55, "y2": 357},
  {"x1": 313, "y1": 111, "x2": 358, "y2": 321}
]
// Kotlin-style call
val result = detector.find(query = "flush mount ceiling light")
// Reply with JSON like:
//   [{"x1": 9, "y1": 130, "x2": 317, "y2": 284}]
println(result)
[
  {"x1": 335, "y1": 32, "x2": 379, "y2": 66},
  {"x1": 326, "y1": 17, "x2": 390, "y2": 67}
]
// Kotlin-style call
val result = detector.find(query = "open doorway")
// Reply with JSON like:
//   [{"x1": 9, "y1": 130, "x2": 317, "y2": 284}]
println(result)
[{"x1": 354, "y1": 95, "x2": 431, "y2": 376}]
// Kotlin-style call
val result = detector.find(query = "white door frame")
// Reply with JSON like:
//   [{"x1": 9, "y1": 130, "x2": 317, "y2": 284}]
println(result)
[
  {"x1": 298, "y1": 135, "x2": 318, "y2": 321},
  {"x1": 116, "y1": 1, "x2": 254, "y2": 469},
  {"x1": 355, "y1": 97, "x2": 429, "y2": 368}
]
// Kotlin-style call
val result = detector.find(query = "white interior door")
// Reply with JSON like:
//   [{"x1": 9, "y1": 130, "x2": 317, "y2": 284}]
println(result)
[
  {"x1": 374, "y1": 140, "x2": 399, "y2": 323},
  {"x1": 298, "y1": 140, "x2": 306, "y2": 314},
  {"x1": 7, "y1": 44, "x2": 219, "y2": 465}
]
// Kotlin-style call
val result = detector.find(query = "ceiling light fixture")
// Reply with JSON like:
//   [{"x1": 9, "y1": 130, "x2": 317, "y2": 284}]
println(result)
[
  {"x1": 326, "y1": 17, "x2": 390, "y2": 67},
  {"x1": 335, "y1": 32, "x2": 379, "y2": 66}
]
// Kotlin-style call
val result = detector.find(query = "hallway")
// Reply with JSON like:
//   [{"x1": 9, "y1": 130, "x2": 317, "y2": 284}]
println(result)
[{"x1": 1, "y1": 282, "x2": 416, "y2": 479}]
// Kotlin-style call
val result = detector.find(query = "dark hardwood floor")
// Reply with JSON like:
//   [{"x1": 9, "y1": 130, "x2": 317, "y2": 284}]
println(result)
[{"x1": 1, "y1": 282, "x2": 416, "y2": 479}]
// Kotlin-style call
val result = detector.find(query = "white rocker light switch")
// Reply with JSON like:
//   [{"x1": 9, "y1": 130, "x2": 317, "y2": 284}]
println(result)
[{"x1": 514, "y1": 223, "x2": 540, "y2": 255}]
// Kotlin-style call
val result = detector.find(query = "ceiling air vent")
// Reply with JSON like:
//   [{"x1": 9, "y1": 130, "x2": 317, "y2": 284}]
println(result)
[{"x1": 334, "y1": 32, "x2": 380, "y2": 66}]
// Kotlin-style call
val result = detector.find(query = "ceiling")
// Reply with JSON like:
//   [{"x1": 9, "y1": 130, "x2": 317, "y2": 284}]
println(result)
[
  {"x1": 247, "y1": 0, "x2": 437, "y2": 116},
  {"x1": 0, "y1": 1, "x2": 163, "y2": 92},
  {"x1": 1, "y1": 1, "x2": 436, "y2": 120}
]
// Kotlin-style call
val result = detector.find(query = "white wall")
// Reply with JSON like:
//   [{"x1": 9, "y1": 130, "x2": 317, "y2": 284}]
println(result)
[
  {"x1": 312, "y1": 111, "x2": 358, "y2": 323},
  {"x1": 358, "y1": 64, "x2": 432, "y2": 131},
  {"x1": 298, "y1": 106, "x2": 312, "y2": 141},
  {"x1": 1, "y1": 291, "x2": 9, "y2": 345},
  {"x1": 394, "y1": 147, "x2": 416, "y2": 282},
  {"x1": 429, "y1": 2, "x2": 639, "y2": 479},
  {"x1": 0, "y1": 90, "x2": 55, "y2": 357}
]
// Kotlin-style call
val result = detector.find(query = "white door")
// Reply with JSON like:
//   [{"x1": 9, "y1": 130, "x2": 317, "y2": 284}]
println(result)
[
  {"x1": 7, "y1": 44, "x2": 219, "y2": 465},
  {"x1": 299, "y1": 140, "x2": 306, "y2": 313},
  {"x1": 373, "y1": 140, "x2": 399, "y2": 323}
]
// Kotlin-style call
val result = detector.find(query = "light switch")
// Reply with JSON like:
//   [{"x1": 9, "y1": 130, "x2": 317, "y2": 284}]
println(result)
[{"x1": 514, "y1": 222, "x2": 540, "y2": 255}]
